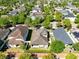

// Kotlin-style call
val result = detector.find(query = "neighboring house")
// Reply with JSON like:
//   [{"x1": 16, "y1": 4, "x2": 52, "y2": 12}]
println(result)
[
  {"x1": 0, "y1": 29, "x2": 10, "y2": 50},
  {"x1": 8, "y1": 9, "x2": 18, "y2": 16},
  {"x1": 52, "y1": 27, "x2": 73, "y2": 45},
  {"x1": 60, "y1": 9, "x2": 75, "y2": 22},
  {"x1": 0, "y1": 6, "x2": 7, "y2": 11},
  {"x1": 31, "y1": 28, "x2": 48, "y2": 48},
  {"x1": 8, "y1": 4, "x2": 25, "y2": 16},
  {"x1": 55, "y1": 7, "x2": 76, "y2": 22},
  {"x1": 30, "y1": 5, "x2": 43, "y2": 20},
  {"x1": 66, "y1": 2, "x2": 77, "y2": 10},
  {"x1": 7, "y1": 25, "x2": 29, "y2": 47}
]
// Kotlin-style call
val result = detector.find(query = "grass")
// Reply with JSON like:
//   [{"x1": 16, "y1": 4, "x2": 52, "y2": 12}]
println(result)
[
  {"x1": 66, "y1": 53, "x2": 77, "y2": 59},
  {"x1": 25, "y1": 48, "x2": 51, "y2": 53}
]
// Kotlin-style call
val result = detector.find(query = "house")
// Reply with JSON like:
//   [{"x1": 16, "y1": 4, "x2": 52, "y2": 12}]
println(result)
[
  {"x1": 8, "y1": 9, "x2": 18, "y2": 16},
  {"x1": 30, "y1": 5, "x2": 43, "y2": 20},
  {"x1": 0, "y1": 29, "x2": 10, "y2": 50},
  {"x1": 52, "y1": 27, "x2": 73, "y2": 45},
  {"x1": 66, "y1": 2, "x2": 77, "y2": 10},
  {"x1": 31, "y1": 28, "x2": 48, "y2": 48},
  {"x1": 60, "y1": 9, "x2": 75, "y2": 22},
  {"x1": 7, "y1": 25, "x2": 29, "y2": 47},
  {"x1": 0, "y1": 6, "x2": 7, "y2": 11},
  {"x1": 8, "y1": 4, "x2": 25, "y2": 16}
]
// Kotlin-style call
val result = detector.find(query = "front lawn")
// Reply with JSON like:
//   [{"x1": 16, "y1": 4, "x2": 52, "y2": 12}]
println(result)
[
  {"x1": 66, "y1": 53, "x2": 77, "y2": 59},
  {"x1": 26, "y1": 48, "x2": 51, "y2": 53}
]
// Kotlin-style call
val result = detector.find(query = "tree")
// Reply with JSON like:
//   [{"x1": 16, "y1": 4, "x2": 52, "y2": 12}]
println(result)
[
  {"x1": 66, "y1": 53, "x2": 77, "y2": 59},
  {"x1": 50, "y1": 40, "x2": 65, "y2": 53},
  {"x1": 55, "y1": 12, "x2": 62, "y2": 22},
  {"x1": 43, "y1": 5, "x2": 51, "y2": 15},
  {"x1": 18, "y1": 12, "x2": 26, "y2": 24},
  {"x1": 19, "y1": 53, "x2": 32, "y2": 59},
  {"x1": 0, "y1": 18, "x2": 9, "y2": 28},
  {"x1": 42, "y1": 15, "x2": 52, "y2": 28},
  {"x1": 77, "y1": 24, "x2": 79, "y2": 28},
  {"x1": 10, "y1": 16, "x2": 18, "y2": 26},
  {"x1": 63, "y1": 19, "x2": 71, "y2": 29},
  {"x1": 73, "y1": 42, "x2": 79, "y2": 51},
  {"x1": 42, "y1": 53, "x2": 55, "y2": 59},
  {"x1": 42, "y1": 18, "x2": 50, "y2": 29},
  {"x1": 0, "y1": 52, "x2": 6, "y2": 59},
  {"x1": 75, "y1": 14, "x2": 79, "y2": 24},
  {"x1": 32, "y1": 17, "x2": 40, "y2": 27},
  {"x1": 25, "y1": 17, "x2": 32, "y2": 26}
]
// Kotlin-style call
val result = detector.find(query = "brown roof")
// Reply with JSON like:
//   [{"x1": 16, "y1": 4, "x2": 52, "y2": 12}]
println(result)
[
  {"x1": 8, "y1": 25, "x2": 28, "y2": 45},
  {"x1": 9, "y1": 25, "x2": 28, "y2": 37},
  {"x1": 31, "y1": 28, "x2": 48, "y2": 45}
]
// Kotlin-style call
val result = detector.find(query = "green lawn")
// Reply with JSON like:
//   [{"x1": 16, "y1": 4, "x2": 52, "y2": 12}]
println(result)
[
  {"x1": 26, "y1": 48, "x2": 51, "y2": 53},
  {"x1": 66, "y1": 53, "x2": 77, "y2": 59}
]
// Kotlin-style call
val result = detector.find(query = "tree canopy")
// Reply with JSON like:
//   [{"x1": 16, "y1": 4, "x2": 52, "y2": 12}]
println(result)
[
  {"x1": 50, "y1": 40, "x2": 65, "y2": 53},
  {"x1": 73, "y1": 42, "x2": 79, "y2": 51}
]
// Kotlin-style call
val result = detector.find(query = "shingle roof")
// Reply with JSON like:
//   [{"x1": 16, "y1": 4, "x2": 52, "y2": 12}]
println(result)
[
  {"x1": 31, "y1": 28, "x2": 48, "y2": 45},
  {"x1": 53, "y1": 27, "x2": 73, "y2": 44},
  {"x1": 0, "y1": 29, "x2": 10, "y2": 40},
  {"x1": 8, "y1": 25, "x2": 28, "y2": 45},
  {"x1": 9, "y1": 25, "x2": 28, "y2": 37},
  {"x1": 60, "y1": 10, "x2": 75, "y2": 18}
]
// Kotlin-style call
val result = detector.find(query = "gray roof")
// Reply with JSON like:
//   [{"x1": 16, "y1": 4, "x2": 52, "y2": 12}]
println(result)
[
  {"x1": 9, "y1": 10, "x2": 18, "y2": 15},
  {"x1": 53, "y1": 27, "x2": 73, "y2": 44},
  {"x1": 0, "y1": 29, "x2": 10, "y2": 40},
  {"x1": 60, "y1": 10, "x2": 75, "y2": 18},
  {"x1": 31, "y1": 28, "x2": 48, "y2": 45}
]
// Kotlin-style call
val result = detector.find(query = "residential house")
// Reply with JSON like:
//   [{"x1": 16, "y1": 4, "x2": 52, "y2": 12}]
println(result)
[
  {"x1": 52, "y1": 27, "x2": 73, "y2": 45},
  {"x1": 8, "y1": 4, "x2": 25, "y2": 16},
  {"x1": 31, "y1": 28, "x2": 48, "y2": 48},
  {"x1": 8, "y1": 9, "x2": 18, "y2": 16},
  {"x1": 60, "y1": 9, "x2": 75, "y2": 22},
  {"x1": 7, "y1": 25, "x2": 29, "y2": 47},
  {"x1": 0, "y1": 29, "x2": 10, "y2": 50},
  {"x1": 66, "y1": 2, "x2": 77, "y2": 10},
  {"x1": 0, "y1": 6, "x2": 7, "y2": 11},
  {"x1": 30, "y1": 5, "x2": 43, "y2": 20},
  {"x1": 55, "y1": 7, "x2": 76, "y2": 22}
]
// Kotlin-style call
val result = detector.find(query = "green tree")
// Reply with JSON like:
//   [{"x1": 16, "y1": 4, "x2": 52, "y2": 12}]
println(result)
[
  {"x1": 0, "y1": 52, "x2": 6, "y2": 59},
  {"x1": 63, "y1": 19, "x2": 71, "y2": 29},
  {"x1": 0, "y1": 18, "x2": 9, "y2": 28},
  {"x1": 10, "y1": 16, "x2": 18, "y2": 26},
  {"x1": 73, "y1": 42, "x2": 79, "y2": 51},
  {"x1": 42, "y1": 16, "x2": 50, "y2": 28},
  {"x1": 77, "y1": 24, "x2": 79, "y2": 28},
  {"x1": 50, "y1": 40, "x2": 65, "y2": 53},
  {"x1": 66, "y1": 53, "x2": 77, "y2": 59},
  {"x1": 32, "y1": 17, "x2": 40, "y2": 26},
  {"x1": 18, "y1": 12, "x2": 26, "y2": 24},
  {"x1": 75, "y1": 14, "x2": 79, "y2": 24},
  {"x1": 25, "y1": 17, "x2": 32, "y2": 26},
  {"x1": 55, "y1": 12, "x2": 62, "y2": 22}
]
